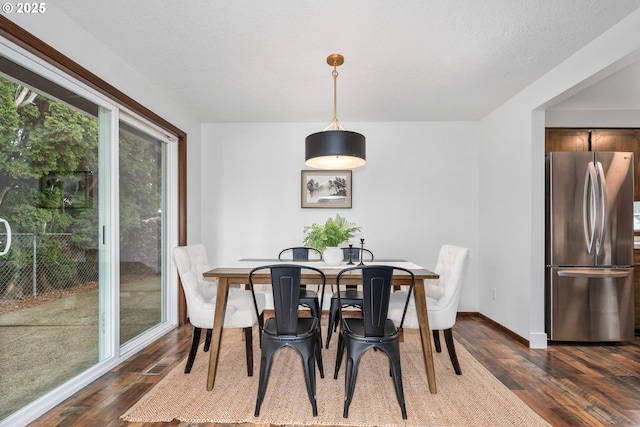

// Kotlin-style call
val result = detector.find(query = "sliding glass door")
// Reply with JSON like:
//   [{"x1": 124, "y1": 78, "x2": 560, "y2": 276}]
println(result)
[
  {"x1": 0, "y1": 56, "x2": 108, "y2": 420},
  {"x1": 0, "y1": 42, "x2": 178, "y2": 424}
]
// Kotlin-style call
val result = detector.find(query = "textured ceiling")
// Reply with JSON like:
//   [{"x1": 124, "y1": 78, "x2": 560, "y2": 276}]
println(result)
[{"x1": 50, "y1": 0, "x2": 640, "y2": 123}]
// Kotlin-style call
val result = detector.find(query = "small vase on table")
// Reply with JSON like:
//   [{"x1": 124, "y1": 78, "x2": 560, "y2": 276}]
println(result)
[{"x1": 323, "y1": 247, "x2": 342, "y2": 266}]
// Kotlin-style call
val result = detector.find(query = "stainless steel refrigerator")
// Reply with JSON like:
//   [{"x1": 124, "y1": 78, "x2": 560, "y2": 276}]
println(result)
[{"x1": 545, "y1": 151, "x2": 634, "y2": 342}]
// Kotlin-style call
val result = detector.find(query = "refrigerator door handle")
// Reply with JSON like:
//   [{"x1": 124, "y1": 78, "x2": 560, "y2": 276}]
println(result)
[
  {"x1": 595, "y1": 161, "x2": 607, "y2": 255},
  {"x1": 583, "y1": 162, "x2": 598, "y2": 254},
  {"x1": 557, "y1": 268, "x2": 632, "y2": 278}
]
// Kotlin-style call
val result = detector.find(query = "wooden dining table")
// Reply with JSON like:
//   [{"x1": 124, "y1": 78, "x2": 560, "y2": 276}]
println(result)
[{"x1": 202, "y1": 259, "x2": 440, "y2": 394}]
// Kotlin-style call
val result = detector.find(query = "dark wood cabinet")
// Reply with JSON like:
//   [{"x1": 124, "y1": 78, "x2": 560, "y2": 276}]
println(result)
[{"x1": 545, "y1": 129, "x2": 590, "y2": 152}]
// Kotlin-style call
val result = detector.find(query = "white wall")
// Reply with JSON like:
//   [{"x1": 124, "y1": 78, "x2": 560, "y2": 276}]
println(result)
[
  {"x1": 201, "y1": 121, "x2": 480, "y2": 311},
  {"x1": 478, "y1": 9, "x2": 640, "y2": 347}
]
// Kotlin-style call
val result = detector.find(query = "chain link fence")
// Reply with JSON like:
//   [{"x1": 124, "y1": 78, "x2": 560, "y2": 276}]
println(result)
[{"x1": 0, "y1": 233, "x2": 98, "y2": 300}]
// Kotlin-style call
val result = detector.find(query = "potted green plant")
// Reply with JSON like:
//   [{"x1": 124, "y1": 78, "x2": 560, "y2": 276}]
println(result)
[{"x1": 303, "y1": 214, "x2": 361, "y2": 265}]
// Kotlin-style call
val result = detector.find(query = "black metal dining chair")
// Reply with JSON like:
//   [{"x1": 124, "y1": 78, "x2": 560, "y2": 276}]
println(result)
[
  {"x1": 341, "y1": 246, "x2": 374, "y2": 264},
  {"x1": 248, "y1": 264, "x2": 326, "y2": 417},
  {"x1": 278, "y1": 246, "x2": 324, "y2": 323},
  {"x1": 278, "y1": 246, "x2": 323, "y2": 262},
  {"x1": 324, "y1": 247, "x2": 375, "y2": 349},
  {"x1": 333, "y1": 265, "x2": 415, "y2": 419}
]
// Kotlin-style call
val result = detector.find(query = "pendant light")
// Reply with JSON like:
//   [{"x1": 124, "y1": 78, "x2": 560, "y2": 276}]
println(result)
[{"x1": 305, "y1": 54, "x2": 366, "y2": 169}]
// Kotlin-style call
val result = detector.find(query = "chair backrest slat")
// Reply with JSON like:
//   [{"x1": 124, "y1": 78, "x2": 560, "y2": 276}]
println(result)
[
  {"x1": 341, "y1": 247, "x2": 374, "y2": 262},
  {"x1": 362, "y1": 268, "x2": 393, "y2": 335},
  {"x1": 249, "y1": 264, "x2": 326, "y2": 336},
  {"x1": 292, "y1": 248, "x2": 309, "y2": 260},
  {"x1": 271, "y1": 266, "x2": 301, "y2": 335},
  {"x1": 337, "y1": 265, "x2": 414, "y2": 337}
]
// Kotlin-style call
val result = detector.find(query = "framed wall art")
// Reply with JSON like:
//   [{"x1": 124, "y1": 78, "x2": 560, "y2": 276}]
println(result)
[{"x1": 301, "y1": 170, "x2": 352, "y2": 208}]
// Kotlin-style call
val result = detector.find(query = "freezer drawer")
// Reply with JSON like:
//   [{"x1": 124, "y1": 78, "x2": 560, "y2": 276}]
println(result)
[{"x1": 546, "y1": 267, "x2": 634, "y2": 341}]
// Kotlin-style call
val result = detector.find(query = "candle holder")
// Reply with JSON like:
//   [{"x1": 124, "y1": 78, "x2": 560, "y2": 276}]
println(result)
[
  {"x1": 347, "y1": 244, "x2": 354, "y2": 265},
  {"x1": 358, "y1": 238, "x2": 365, "y2": 266}
]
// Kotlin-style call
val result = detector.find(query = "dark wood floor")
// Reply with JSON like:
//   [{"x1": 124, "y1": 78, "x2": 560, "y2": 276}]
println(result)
[{"x1": 28, "y1": 315, "x2": 640, "y2": 427}]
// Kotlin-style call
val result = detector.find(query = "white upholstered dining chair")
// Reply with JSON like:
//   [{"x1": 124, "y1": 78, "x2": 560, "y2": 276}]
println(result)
[
  {"x1": 388, "y1": 244, "x2": 470, "y2": 375},
  {"x1": 173, "y1": 244, "x2": 266, "y2": 375}
]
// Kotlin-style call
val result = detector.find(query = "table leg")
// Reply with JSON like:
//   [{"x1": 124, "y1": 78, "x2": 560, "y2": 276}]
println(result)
[
  {"x1": 206, "y1": 277, "x2": 229, "y2": 391},
  {"x1": 413, "y1": 282, "x2": 437, "y2": 393}
]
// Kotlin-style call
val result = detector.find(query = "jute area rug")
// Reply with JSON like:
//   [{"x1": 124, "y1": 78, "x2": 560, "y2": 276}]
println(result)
[{"x1": 121, "y1": 327, "x2": 550, "y2": 426}]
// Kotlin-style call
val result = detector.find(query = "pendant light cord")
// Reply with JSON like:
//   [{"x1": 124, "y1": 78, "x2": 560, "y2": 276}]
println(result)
[
  {"x1": 324, "y1": 60, "x2": 344, "y2": 131},
  {"x1": 332, "y1": 67, "x2": 339, "y2": 129}
]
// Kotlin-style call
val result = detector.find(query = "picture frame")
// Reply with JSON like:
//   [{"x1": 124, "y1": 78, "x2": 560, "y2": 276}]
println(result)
[{"x1": 301, "y1": 170, "x2": 352, "y2": 208}]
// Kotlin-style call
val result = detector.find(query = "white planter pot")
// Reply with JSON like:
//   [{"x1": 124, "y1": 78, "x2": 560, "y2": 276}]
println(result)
[{"x1": 323, "y1": 246, "x2": 342, "y2": 266}]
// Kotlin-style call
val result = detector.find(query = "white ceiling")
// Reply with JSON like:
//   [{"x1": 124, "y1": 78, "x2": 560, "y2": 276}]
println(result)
[{"x1": 51, "y1": 0, "x2": 640, "y2": 123}]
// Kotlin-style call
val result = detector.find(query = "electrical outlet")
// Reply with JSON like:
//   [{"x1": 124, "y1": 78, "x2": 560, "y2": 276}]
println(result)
[{"x1": 491, "y1": 288, "x2": 497, "y2": 300}]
